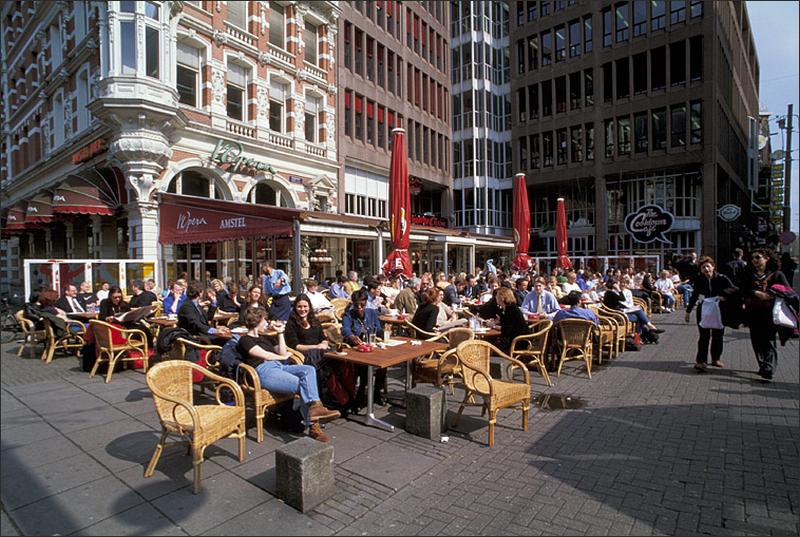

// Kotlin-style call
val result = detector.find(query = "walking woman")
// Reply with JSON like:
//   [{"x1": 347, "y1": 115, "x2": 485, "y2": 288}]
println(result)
[
  {"x1": 684, "y1": 257, "x2": 733, "y2": 372},
  {"x1": 742, "y1": 248, "x2": 789, "y2": 380}
]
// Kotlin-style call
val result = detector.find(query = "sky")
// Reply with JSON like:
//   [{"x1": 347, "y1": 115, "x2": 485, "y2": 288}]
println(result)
[{"x1": 747, "y1": 0, "x2": 800, "y2": 235}]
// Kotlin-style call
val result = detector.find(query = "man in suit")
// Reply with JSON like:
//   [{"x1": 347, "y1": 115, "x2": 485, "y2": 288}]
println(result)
[
  {"x1": 442, "y1": 278, "x2": 465, "y2": 307},
  {"x1": 55, "y1": 284, "x2": 88, "y2": 314},
  {"x1": 129, "y1": 279, "x2": 158, "y2": 308},
  {"x1": 178, "y1": 282, "x2": 230, "y2": 342},
  {"x1": 520, "y1": 277, "x2": 560, "y2": 318}
]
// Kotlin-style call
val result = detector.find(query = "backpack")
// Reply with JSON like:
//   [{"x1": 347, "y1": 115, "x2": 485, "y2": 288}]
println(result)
[
  {"x1": 218, "y1": 334, "x2": 243, "y2": 381},
  {"x1": 641, "y1": 328, "x2": 659, "y2": 344}
]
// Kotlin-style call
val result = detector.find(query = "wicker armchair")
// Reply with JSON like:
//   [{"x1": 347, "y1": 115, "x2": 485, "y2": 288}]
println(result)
[
  {"x1": 632, "y1": 296, "x2": 650, "y2": 316},
  {"x1": 144, "y1": 361, "x2": 246, "y2": 494},
  {"x1": 554, "y1": 319, "x2": 596, "y2": 379},
  {"x1": 238, "y1": 352, "x2": 305, "y2": 443},
  {"x1": 331, "y1": 298, "x2": 350, "y2": 322},
  {"x1": 15, "y1": 310, "x2": 46, "y2": 358},
  {"x1": 452, "y1": 340, "x2": 531, "y2": 448},
  {"x1": 89, "y1": 319, "x2": 149, "y2": 383},
  {"x1": 509, "y1": 319, "x2": 553, "y2": 387},
  {"x1": 403, "y1": 319, "x2": 445, "y2": 341},
  {"x1": 595, "y1": 316, "x2": 619, "y2": 363},
  {"x1": 412, "y1": 327, "x2": 474, "y2": 393},
  {"x1": 42, "y1": 317, "x2": 86, "y2": 364}
]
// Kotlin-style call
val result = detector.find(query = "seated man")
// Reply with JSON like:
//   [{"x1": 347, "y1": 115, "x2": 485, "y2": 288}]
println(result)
[
  {"x1": 304, "y1": 278, "x2": 335, "y2": 321},
  {"x1": 365, "y1": 280, "x2": 391, "y2": 315},
  {"x1": 77, "y1": 281, "x2": 97, "y2": 310},
  {"x1": 177, "y1": 282, "x2": 230, "y2": 342},
  {"x1": 553, "y1": 291, "x2": 599, "y2": 325},
  {"x1": 520, "y1": 277, "x2": 561, "y2": 318},
  {"x1": 163, "y1": 280, "x2": 186, "y2": 316},
  {"x1": 341, "y1": 289, "x2": 386, "y2": 407},
  {"x1": 55, "y1": 284, "x2": 88, "y2": 314},
  {"x1": 394, "y1": 277, "x2": 421, "y2": 315},
  {"x1": 129, "y1": 279, "x2": 158, "y2": 309}
]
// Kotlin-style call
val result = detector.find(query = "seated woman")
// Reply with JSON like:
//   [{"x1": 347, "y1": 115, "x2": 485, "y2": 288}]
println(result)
[
  {"x1": 284, "y1": 294, "x2": 329, "y2": 369},
  {"x1": 602, "y1": 278, "x2": 663, "y2": 338},
  {"x1": 489, "y1": 287, "x2": 529, "y2": 353},
  {"x1": 547, "y1": 277, "x2": 565, "y2": 300},
  {"x1": 411, "y1": 287, "x2": 439, "y2": 333},
  {"x1": 238, "y1": 285, "x2": 272, "y2": 326},
  {"x1": 24, "y1": 289, "x2": 68, "y2": 330},
  {"x1": 99, "y1": 286, "x2": 131, "y2": 322},
  {"x1": 341, "y1": 289, "x2": 386, "y2": 408},
  {"x1": 210, "y1": 279, "x2": 238, "y2": 312},
  {"x1": 237, "y1": 307, "x2": 340, "y2": 443}
]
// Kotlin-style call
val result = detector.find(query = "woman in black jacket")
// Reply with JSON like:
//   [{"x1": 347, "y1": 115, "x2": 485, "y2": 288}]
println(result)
[
  {"x1": 492, "y1": 287, "x2": 529, "y2": 353},
  {"x1": 741, "y1": 248, "x2": 789, "y2": 380},
  {"x1": 684, "y1": 257, "x2": 734, "y2": 372},
  {"x1": 284, "y1": 294, "x2": 328, "y2": 368},
  {"x1": 411, "y1": 287, "x2": 440, "y2": 334}
]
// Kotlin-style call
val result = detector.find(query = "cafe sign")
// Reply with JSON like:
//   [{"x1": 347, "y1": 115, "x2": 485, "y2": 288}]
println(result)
[
  {"x1": 624, "y1": 204, "x2": 674, "y2": 244},
  {"x1": 717, "y1": 204, "x2": 741, "y2": 223},
  {"x1": 411, "y1": 214, "x2": 448, "y2": 228},
  {"x1": 209, "y1": 139, "x2": 277, "y2": 176}
]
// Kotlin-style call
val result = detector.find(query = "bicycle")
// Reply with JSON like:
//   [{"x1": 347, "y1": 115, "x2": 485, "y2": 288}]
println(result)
[{"x1": 0, "y1": 295, "x2": 23, "y2": 344}]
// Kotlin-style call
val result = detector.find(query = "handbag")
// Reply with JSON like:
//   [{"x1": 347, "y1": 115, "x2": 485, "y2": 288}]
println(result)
[
  {"x1": 699, "y1": 297, "x2": 724, "y2": 330},
  {"x1": 772, "y1": 298, "x2": 798, "y2": 329}
]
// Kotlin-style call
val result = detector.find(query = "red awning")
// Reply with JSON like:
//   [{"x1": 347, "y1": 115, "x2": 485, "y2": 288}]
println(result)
[
  {"x1": 159, "y1": 193, "x2": 299, "y2": 245},
  {"x1": 367, "y1": 101, "x2": 374, "y2": 119},
  {"x1": 52, "y1": 174, "x2": 120, "y2": 215},
  {"x1": 378, "y1": 107, "x2": 385, "y2": 123},
  {"x1": 26, "y1": 192, "x2": 54, "y2": 224},
  {"x1": 344, "y1": 91, "x2": 351, "y2": 108},
  {"x1": 3, "y1": 203, "x2": 31, "y2": 232}
]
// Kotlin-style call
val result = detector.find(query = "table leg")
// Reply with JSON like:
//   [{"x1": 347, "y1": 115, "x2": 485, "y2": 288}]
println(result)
[
  {"x1": 405, "y1": 359, "x2": 412, "y2": 390},
  {"x1": 364, "y1": 365, "x2": 395, "y2": 431}
]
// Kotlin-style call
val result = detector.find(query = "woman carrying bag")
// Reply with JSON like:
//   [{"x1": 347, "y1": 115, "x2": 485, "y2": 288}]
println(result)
[
  {"x1": 742, "y1": 249, "x2": 789, "y2": 380},
  {"x1": 685, "y1": 257, "x2": 734, "y2": 372}
]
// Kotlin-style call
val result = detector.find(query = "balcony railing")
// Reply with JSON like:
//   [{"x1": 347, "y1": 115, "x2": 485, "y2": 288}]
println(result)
[
  {"x1": 269, "y1": 43, "x2": 293, "y2": 68},
  {"x1": 303, "y1": 61, "x2": 326, "y2": 82},
  {"x1": 227, "y1": 119, "x2": 255, "y2": 138},
  {"x1": 269, "y1": 131, "x2": 294, "y2": 149},
  {"x1": 225, "y1": 21, "x2": 256, "y2": 47},
  {"x1": 305, "y1": 142, "x2": 326, "y2": 157}
]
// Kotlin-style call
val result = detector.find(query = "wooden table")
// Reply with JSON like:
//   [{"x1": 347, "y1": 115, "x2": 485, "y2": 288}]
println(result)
[
  {"x1": 379, "y1": 315, "x2": 411, "y2": 326},
  {"x1": 324, "y1": 337, "x2": 447, "y2": 431},
  {"x1": 67, "y1": 311, "x2": 98, "y2": 321},
  {"x1": 149, "y1": 317, "x2": 178, "y2": 328},
  {"x1": 472, "y1": 327, "x2": 501, "y2": 339}
]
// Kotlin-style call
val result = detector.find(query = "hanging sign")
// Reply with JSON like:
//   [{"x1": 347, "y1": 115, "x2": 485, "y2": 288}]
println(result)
[
  {"x1": 209, "y1": 139, "x2": 277, "y2": 176},
  {"x1": 624, "y1": 204, "x2": 674, "y2": 244},
  {"x1": 717, "y1": 204, "x2": 741, "y2": 223}
]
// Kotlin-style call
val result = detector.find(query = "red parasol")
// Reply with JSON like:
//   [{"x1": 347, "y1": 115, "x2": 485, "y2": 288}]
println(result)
[
  {"x1": 511, "y1": 173, "x2": 534, "y2": 271},
  {"x1": 556, "y1": 197, "x2": 572, "y2": 269},
  {"x1": 382, "y1": 128, "x2": 412, "y2": 277}
]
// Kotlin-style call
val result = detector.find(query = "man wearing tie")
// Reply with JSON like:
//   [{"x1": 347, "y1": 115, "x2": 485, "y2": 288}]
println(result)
[
  {"x1": 520, "y1": 277, "x2": 560, "y2": 318},
  {"x1": 263, "y1": 261, "x2": 292, "y2": 321},
  {"x1": 55, "y1": 285, "x2": 88, "y2": 314},
  {"x1": 177, "y1": 282, "x2": 230, "y2": 343}
]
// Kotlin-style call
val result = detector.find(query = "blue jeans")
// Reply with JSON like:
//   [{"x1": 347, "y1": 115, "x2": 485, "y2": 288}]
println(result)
[
  {"x1": 676, "y1": 284, "x2": 692, "y2": 306},
  {"x1": 661, "y1": 292, "x2": 675, "y2": 309},
  {"x1": 626, "y1": 309, "x2": 650, "y2": 334},
  {"x1": 256, "y1": 361, "x2": 320, "y2": 426}
]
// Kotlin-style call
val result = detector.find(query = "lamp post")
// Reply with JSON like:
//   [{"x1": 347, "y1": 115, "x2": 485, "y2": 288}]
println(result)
[{"x1": 777, "y1": 105, "x2": 794, "y2": 235}]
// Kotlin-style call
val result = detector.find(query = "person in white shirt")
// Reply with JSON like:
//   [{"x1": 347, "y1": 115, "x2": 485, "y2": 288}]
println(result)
[
  {"x1": 654, "y1": 270, "x2": 676, "y2": 312},
  {"x1": 561, "y1": 271, "x2": 582, "y2": 294},
  {"x1": 95, "y1": 282, "x2": 110, "y2": 303},
  {"x1": 304, "y1": 279, "x2": 335, "y2": 321}
]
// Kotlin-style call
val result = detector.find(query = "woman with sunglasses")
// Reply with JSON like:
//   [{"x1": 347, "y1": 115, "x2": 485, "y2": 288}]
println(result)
[
  {"x1": 742, "y1": 249, "x2": 789, "y2": 380},
  {"x1": 684, "y1": 257, "x2": 734, "y2": 372}
]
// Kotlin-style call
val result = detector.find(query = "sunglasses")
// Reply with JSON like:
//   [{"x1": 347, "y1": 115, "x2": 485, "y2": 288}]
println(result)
[{"x1": 752, "y1": 255, "x2": 764, "y2": 260}]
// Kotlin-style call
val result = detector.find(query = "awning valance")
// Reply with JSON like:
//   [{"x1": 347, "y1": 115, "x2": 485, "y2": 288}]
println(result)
[
  {"x1": 158, "y1": 193, "x2": 300, "y2": 245},
  {"x1": 53, "y1": 168, "x2": 125, "y2": 215},
  {"x1": 25, "y1": 192, "x2": 54, "y2": 224},
  {"x1": 3, "y1": 203, "x2": 32, "y2": 232}
]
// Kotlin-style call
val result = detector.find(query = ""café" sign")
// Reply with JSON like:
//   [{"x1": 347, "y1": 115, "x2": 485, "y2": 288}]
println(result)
[
  {"x1": 209, "y1": 139, "x2": 277, "y2": 176},
  {"x1": 624, "y1": 204, "x2": 674, "y2": 244}
]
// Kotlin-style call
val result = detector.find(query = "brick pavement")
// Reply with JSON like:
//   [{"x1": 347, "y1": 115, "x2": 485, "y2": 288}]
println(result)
[{"x1": 1, "y1": 311, "x2": 798, "y2": 536}]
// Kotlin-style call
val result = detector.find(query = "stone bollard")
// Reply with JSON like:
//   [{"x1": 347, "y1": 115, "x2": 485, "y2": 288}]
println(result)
[
  {"x1": 275, "y1": 437, "x2": 335, "y2": 512},
  {"x1": 405, "y1": 385, "x2": 445, "y2": 440},
  {"x1": 489, "y1": 356, "x2": 514, "y2": 381}
]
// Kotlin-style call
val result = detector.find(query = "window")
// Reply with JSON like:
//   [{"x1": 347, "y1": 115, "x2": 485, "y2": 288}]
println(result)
[
  {"x1": 570, "y1": 125, "x2": 583, "y2": 162},
  {"x1": 633, "y1": 1, "x2": 646, "y2": 36},
  {"x1": 517, "y1": 88, "x2": 527, "y2": 122},
  {"x1": 355, "y1": 29, "x2": 364, "y2": 76},
  {"x1": 541, "y1": 0, "x2": 550, "y2": 17},
  {"x1": 366, "y1": 37, "x2": 375, "y2": 82},
  {"x1": 670, "y1": 0, "x2": 686, "y2": 24},
  {"x1": 617, "y1": 116, "x2": 631, "y2": 155},
  {"x1": 305, "y1": 96, "x2": 320, "y2": 143},
  {"x1": 528, "y1": 83, "x2": 539, "y2": 119},
  {"x1": 516, "y1": 39, "x2": 525, "y2": 74},
  {"x1": 651, "y1": 46, "x2": 666, "y2": 90},
  {"x1": 527, "y1": 0, "x2": 537, "y2": 22},
  {"x1": 690, "y1": 0, "x2": 702, "y2": 18},
  {"x1": 344, "y1": 91, "x2": 352, "y2": 137},
  {"x1": 304, "y1": 22, "x2": 318, "y2": 65},
  {"x1": 616, "y1": 57, "x2": 629, "y2": 99},
  {"x1": 690, "y1": 100, "x2": 702, "y2": 144},
  {"x1": 377, "y1": 106, "x2": 386, "y2": 148},
  {"x1": 634, "y1": 112, "x2": 648, "y2": 153},
  {"x1": 377, "y1": 44, "x2": 385, "y2": 87},
  {"x1": 519, "y1": 136, "x2": 528, "y2": 170},
  {"x1": 555, "y1": 25, "x2": 565, "y2": 61},
  {"x1": 366, "y1": 101, "x2": 375, "y2": 145},
  {"x1": 541, "y1": 30, "x2": 552, "y2": 65},
  {"x1": 344, "y1": 22, "x2": 352, "y2": 69},
  {"x1": 584, "y1": 69, "x2": 593, "y2": 106},
  {"x1": 670, "y1": 40, "x2": 686, "y2": 86},
  {"x1": 670, "y1": 104, "x2": 686, "y2": 147},
  {"x1": 269, "y1": 80, "x2": 287, "y2": 132},
  {"x1": 53, "y1": 92, "x2": 64, "y2": 148},
  {"x1": 652, "y1": 108, "x2": 666, "y2": 149},
  {"x1": 585, "y1": 123, "x2": 594, "y2": 160},
  {"x1": 632, "y1": 52, "x2": 647, "y2": 94},
  {"x1": 602, "y1": 8, "x2": 612, "y2": 47},
  {"x1": 615, "y1": 2, "x2": 629, "y2": 42},
  {"x1": 145, "y1": 26, "x2": 159, "y2": 78},
  {"x1": 689, "y1": 35, "x2": 702, "y2": 80},
  {"x1": 569, "y1": 19, "x2": 580, "y2": 57},
  {"x1": 555, "y1": 76, "x2": 566, "y2": 113},
  {"x1": 177, "y1": 41, "x2": 201, "y2": 107},
  {"x1": 651, "y1": 0, "x2": 665, "y2": 31},
  {"x1": 557, "y1": 129, "x2": 567, "y2": 165},
  {"x1": 543, "y1": 131, "x2": 553, "y2": 166},
  {"x1": 354, "y1": 95, "x2": 363, "y2": 140},
  {"x1": 227, "y1": 0, "x2": 247, "y2": 29},
  {"x1": 602, "y1": 62, "x2": 612, "y2": 102},
  {"x1": 541, "y1": 80, "x2": 552, "y2": 116},
  {"x1": 527, "y1": 34, "x2": 538, "y2": 70},
  {"x1": 530, "y1": 133, "x2": 540, "y2": 168},
  {"x1": 583, "y1": 15, "x2": 593, "y2": 53},
  {"x1": 604, "y1": 118, "x2": 615, "y2": 157},
  {"x1": 269, "y1": 3, "x2": 285, "y2": 48},
  {"x1": 120, "y1": 21, "x2": 136, "y2": 74},
  {"x1": 227, "y1": 62, "x2": 247, "y2": 121},
  {"x1": 569, "y1": 71, "x2": 581, "y2": 110}
]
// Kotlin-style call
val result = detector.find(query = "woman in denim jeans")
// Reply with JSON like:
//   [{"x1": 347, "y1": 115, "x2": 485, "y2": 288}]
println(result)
[{"x1": 237, "y1": 307, "x2": 339, "y2": 442}]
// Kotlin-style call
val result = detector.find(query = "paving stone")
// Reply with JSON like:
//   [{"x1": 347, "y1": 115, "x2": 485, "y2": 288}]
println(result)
[
  {"x1": 73, "y1": 503, "x2": 189, "y2": 536},
  {"x1": 201, "y1": 498, "x2": 331, "y2": 535},
  {"x1": 115, "y1": 452, "x2": 228, "y2": 501},
  {"x1": 0, "y1": 420, "x2": 62, "y2": 450},
  {"x1": 0, "y1": 508, "x2": 20, "y2": 536},
  {"x1": 340, "y1": 442, "x2": 439, "y2": 491}
]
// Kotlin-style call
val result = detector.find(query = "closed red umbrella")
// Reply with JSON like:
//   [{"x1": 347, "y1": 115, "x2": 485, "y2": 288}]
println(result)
[
  {"x1": 556, "y1": 197, "x2": 572, "y2": 269},
  {"x1": 511, "y1": 173, "x2": 533, "y2": 272},
  {"x1": 382, "y1": 128, "x2": 412, "y2": 277}
]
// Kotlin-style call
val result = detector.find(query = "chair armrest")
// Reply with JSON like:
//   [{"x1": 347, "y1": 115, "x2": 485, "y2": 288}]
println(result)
[
  {"x1": 148, "y1": 385, "x2": 202, "y2": 435},
  {"x1": 176, "y1": 338, "x2": 222, "y2": 352},
  {"x1": 436, "y1": 348, "x2": 459, "y2": 374},
  {"x1": 238, "y1": 362, "x2": 262, "y2": 392},
  {"x1": 495, "y1": 352, "x2": 531, "y2": 385},
  {"x1": 286, "y1": 348, "x2": 305, "y2": 365}
]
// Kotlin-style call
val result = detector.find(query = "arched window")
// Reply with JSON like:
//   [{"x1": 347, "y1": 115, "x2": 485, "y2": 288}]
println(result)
[
  {"x1": 167, "y1": 169, "x2": 229, "y2": 200},
  {"x1": 253, "y1": 183, "x2": 277, "y2": 205}
]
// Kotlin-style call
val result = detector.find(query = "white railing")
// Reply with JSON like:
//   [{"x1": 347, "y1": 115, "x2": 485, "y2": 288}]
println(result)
[
  {"x1": 303, "y1": 61, "x2": 326, "y2": 82},
  {"x1": 225, "y1": 21, "x2": 256, "y2": 47},
  {"x1": 269, "y1": 43, "x2": 294, "y2": 67},
  {"x1": 269, "y1": 131, "x2": 294, "y2": 148},
  {"x1": 227, "y1": 119, "x2": 255, "y2": 138},
  {"x1": 305, "y1": 143, "x2": 326, "y2": 157}
]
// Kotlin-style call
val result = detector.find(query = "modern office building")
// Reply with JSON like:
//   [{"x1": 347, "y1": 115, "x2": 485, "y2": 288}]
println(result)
[
  {"x1": 450, "y1": 0, "x2": 513, "y2": 238},
  {"x1": 511, "y1": 0, "x2": 761, "y2": 262}
]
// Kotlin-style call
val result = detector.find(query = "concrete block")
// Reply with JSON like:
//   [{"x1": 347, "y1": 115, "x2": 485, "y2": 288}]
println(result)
[
  {"x1": 275, "y1": 437, "x2": 335, "y2": 512},
  {"x1": 405, "y1": 385, "x2": 445, "y2": 440},
  {"x1": 489, "y1": 356, "x2": 513, "y2": 380}
]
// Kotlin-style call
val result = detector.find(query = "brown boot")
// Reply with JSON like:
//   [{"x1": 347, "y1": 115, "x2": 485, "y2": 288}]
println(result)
[
  {"x1": 308, "y1": 423, "x2": 330, "y2": 443},
  {"x1": 308, "y1": 401, "x2": 341, "y2": 422}
]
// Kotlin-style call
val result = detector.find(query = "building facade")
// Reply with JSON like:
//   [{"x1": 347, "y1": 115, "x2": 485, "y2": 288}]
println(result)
[
  {"x1": 450, "y1": 0, "x2": 513, "y2": 238},
  {"x1": 510, "y1": 0, "x2": 760, "y2": 262}
]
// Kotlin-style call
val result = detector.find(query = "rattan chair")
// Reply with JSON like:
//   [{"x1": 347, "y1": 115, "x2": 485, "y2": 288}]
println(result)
[
  {"x1": 412, "y1": 327, "x2": 474, "y2": 393},
  {"x1": 15, "y1": 310, "x2": 46, "y2": 358},
  {"x1": 452, "y1": 339, "x2": 531, "y2": 448},
  {"x1": 42, "y1": 317, "x2": 86, "y2": 363},
  {"x1": 89, "y1": 319, "x2": 149, "y2": 383},
  {"x1": 331, "y1": 298, "x2": 350, "y2": 321},
  {"x1": 632, "y1": 296, "x2": 650, "y2": 316},
  {"x1": 595, "y1": 315, "x2": 619, "y2": 363},
  {"x1": 554, "y1": 319, "x2": 596, "y2": 379},
  {"x1": 144, "y1": 361, "x2": 246, "y2": 494},
  {"x1": 509, "y1": 319, "x2": 553, "y2": 386}
]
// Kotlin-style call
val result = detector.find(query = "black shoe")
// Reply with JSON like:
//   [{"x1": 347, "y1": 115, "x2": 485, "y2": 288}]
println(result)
[
  {"x1": 373, "y1": 393, "x2": 386, "y2": 406},
  {"x1": 652, "y1": 328, "x2": 665, "y2": 334},
  {"x1": 758, "y1": 370, "x2": 773, "y2": 380},
  {"x1": 694, "y1": 363, "x2": 708, "y2": 372}
]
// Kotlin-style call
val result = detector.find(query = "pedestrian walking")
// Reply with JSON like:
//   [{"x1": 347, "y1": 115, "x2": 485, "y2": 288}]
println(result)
[
  {"x1": 684, "y1": 257, "x2": 733, "y2": 372},
  {"x1": 263, "y1": 261, "x2": 292, "y2": 321}
]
